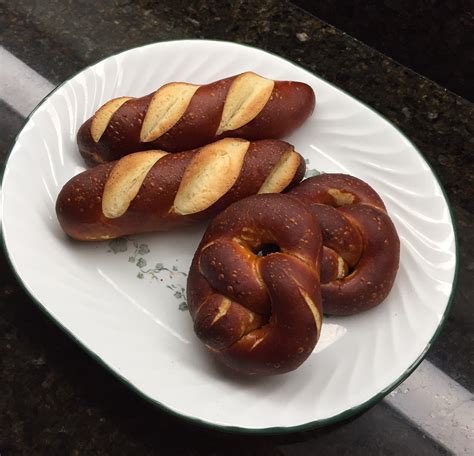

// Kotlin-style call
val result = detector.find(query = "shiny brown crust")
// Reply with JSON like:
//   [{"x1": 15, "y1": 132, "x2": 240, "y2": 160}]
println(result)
[
  {"x1": 56, "y1": 139, "x2": 305, "y2": 240},
  {"x1": 77, "y1": 72, "x2": 316, "y2": 165},
  {"x1": 187, "y1": 194, "x2": 323, "y2": 375},
  {"x1": 289, "y1": 174, "x2": 400, "y2": 316}
]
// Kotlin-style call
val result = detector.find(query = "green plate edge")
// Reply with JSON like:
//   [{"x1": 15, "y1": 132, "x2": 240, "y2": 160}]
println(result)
[{"x1": 0, "y1": 39, "x2": 460, "y2": 435}]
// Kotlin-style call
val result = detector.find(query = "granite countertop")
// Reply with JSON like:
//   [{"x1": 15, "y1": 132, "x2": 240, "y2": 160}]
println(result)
[{"x1": 0, "y1": 0, "x2": 473, "y2": 454}]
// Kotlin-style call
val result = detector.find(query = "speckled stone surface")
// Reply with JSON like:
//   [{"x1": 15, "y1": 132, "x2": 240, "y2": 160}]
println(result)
[
  {"x1": 0, "y1": 0, "x2": 473, "y2": 454},
  {"x1": 292, "y1": 0, "x2": 474, "y2": 101}
]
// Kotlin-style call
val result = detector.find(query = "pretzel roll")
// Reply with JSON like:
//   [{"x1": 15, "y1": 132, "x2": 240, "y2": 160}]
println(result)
[
  {"x1": 289, "y1": 174, "x2": 400, "y2": 316},
  {"x1": 187, "y1": 194, "x2": 323, "y2": 375},
  {"x1": 56, "y1": 139, "x2": 305, "y2": 240},
  {"x1": 77, "y1": 72, "x2": 315, "y2": 165}
]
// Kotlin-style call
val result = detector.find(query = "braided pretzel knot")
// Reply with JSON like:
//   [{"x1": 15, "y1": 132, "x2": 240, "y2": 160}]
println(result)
[
  {"x1": 187, "y1": 194, "x2": 323, "y2": 375},
  {"x1": 289, "y1": 174, "x2": 400, "y2": 316}
]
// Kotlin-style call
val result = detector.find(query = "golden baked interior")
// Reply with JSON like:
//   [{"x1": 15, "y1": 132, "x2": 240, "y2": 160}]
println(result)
[
  {"x1": 173, "y1": 138, "x2": 250, "y2": 215},
  {"x1": 216, "y1": 72, "x2": 274, "y2": 135},
  {"x1": 91, "y1": 97, "x2": 132, "y2": 142},
  {"x1": 258, "y1": 148, "x2": 301, "y2": 194},
  {"x1": 140, "y1": 83, "x2": 199, "y2": 142},
  {"x1": 102, "y1": 150, "x2": 168, "y2": 218}
]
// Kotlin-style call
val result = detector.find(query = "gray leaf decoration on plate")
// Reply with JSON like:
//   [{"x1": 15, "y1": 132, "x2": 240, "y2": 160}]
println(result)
[
  {"x1": 304, "y1": 158, "x2": 321, "y2": 179},
  {"x1": 107, "y1": 237, "x2": 128, "y2": 254},
  {"x1": 107, "y1": 237, "x2": 188, "y2": 311}
]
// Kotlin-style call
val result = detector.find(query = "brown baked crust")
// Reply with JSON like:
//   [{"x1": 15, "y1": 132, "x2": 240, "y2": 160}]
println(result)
[
  {"x1": 187, "y1": 193, "x2": 323, "y2": 375},
  {"x1": 289, "y1": 173, "x2": 400, "y2": 316},
  {"x1": 77, "y1": 72, "x2": 315, "y2": 165},
  {"x1": 56, "y1": 139, "x2": 305, "y2": 240}
]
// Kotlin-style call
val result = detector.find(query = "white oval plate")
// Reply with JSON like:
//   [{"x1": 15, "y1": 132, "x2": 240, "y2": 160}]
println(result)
[{"x1": 1, "y1": 40, "x2": 457, "y2": 432}]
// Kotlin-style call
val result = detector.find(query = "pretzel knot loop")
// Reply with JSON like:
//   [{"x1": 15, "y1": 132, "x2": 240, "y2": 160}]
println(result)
[
  {"x1": 187, "y1": 194, "x2": 323, "y2": 375},
  {"x1": 290, "y1": 174, "x2": 400, "y2": 316}
]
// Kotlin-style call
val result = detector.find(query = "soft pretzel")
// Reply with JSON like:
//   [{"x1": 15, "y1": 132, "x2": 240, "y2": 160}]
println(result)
[
  {"x1": 187, "y1": 194, "x2": 323, "y2": 375},
  {"x1": 289, "y1": 174, "x2": 400, "y2": 315},
  {"x1": 56, "y1": 138, "x2": 305, "y2": 241},
  {"x1": 77, "y1": 72, "x2": 315, "y2": 165}
]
